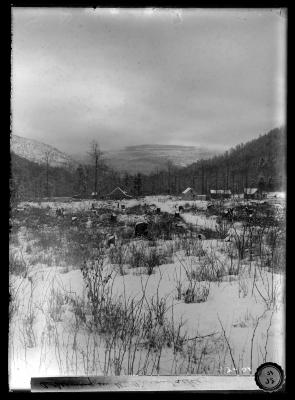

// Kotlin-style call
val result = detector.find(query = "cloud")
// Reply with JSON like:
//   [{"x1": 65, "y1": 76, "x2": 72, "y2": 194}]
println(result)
[{"x1": 11, "y1": 8, "x2": 286, "y2": 155}]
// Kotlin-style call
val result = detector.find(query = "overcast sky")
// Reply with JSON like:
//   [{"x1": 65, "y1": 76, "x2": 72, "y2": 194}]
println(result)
[{"x1": 11, "y1": 8, "x2": 286, "y2": 155}]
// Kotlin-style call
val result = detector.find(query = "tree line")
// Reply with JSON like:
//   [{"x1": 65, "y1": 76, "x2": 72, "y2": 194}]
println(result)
[{"x1": 10, "y1": 126, "x2": 285, "y2": 204}]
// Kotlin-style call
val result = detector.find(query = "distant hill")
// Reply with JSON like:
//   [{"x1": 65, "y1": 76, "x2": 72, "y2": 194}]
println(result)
[
  {"x1": 101, "y1": 144, "x2": 219, "y2": 174},
  {"x1": 11, "y1": 134, "x2": 78, "y2": 169},
  {"x1": 12, "y1": 134, "x2": 219, "y2": 175}
]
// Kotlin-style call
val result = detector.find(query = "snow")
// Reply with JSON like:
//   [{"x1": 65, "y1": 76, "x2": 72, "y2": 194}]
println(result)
[{"x1": 10, "y1": 196, "x2": 285, "y2": 389}]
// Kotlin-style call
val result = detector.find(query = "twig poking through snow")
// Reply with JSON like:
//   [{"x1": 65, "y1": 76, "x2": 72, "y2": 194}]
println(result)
[
  {"x1": 217, "y1": 314, "x2": 238, "y2": 374},
  {"x1": 185, "y1": 332, "x2": 218, "y2": 342}
]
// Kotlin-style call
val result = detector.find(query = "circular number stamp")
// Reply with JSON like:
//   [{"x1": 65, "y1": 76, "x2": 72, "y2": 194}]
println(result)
[{"x1": 255, "y1": 362, "x2": 284, "y2": 392}]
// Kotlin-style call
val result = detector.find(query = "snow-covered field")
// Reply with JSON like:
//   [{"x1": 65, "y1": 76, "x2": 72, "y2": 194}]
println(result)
[{"x1": 9, "y1": 195, "x2": 285, "y2": 390}]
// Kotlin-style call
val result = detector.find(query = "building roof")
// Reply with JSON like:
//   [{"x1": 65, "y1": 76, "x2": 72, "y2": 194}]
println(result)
[
  {"x1": 182, "y1": 187, "x2": 194, "y2": 194},
  {"x1": 210, "y1": 189, "x2": 232, "y2": 194},
  {"x1": 108, "y1": 187, "x2": 132, "y2": 198},
  {"x1": 244, "y1": 188, "x2": 258, "y2": 195}
]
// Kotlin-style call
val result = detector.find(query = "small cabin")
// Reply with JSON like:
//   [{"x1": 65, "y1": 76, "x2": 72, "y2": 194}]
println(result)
[
  {"x1": 181, "y1": 187, "x2": 196, "y2": 200},
  {"x1": 107, "y1": 187, "x2": 133, "y2": 200},
  {"x1": 210, "y1": 189, "x2": 232, "y2": 200},
  {"x1": 244, "y1": 188, "x2": 266, "y2": 200},
  {"x1": 91, "y1": 192, "x2": 98, "y2": 199},
  {"x1": 195, "y1": 195, "x2": 207, "y2": 201}
]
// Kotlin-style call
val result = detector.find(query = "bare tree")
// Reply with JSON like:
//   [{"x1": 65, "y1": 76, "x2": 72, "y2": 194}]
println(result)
[
  {"x1": 201, "y1": 162, "x2": 205, "y2": 194},
  {"x1": 166, "y1": 160, "x2": 173, "y2": 194},
  {"x1": 88, "y1": 141, "x2": 104, "y2": 196},
  {"x1": 44, "y1": 150, "x2": 53, "y2": 197}
]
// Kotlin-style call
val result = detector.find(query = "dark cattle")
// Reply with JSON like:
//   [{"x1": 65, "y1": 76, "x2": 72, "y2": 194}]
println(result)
[
  {"x1": 156, "y1": 207, "x2": 161, "y2": 214},
  {"x1": 207, "y1": 203, "x2": 214, "y2": 211},
  {"x1": 107, "y1": 235, "x2": 116, "y2": 247},
  {"x1": 225, "y1": 208, "x2": 235, "y2": 220},
  {"x1": 174, "y1": 212, "x2": 180, "y2": 219},
  {"x1": 175, "y1": 223, "x2": 186, "y2": 232},
  {"x1": 110, "y1": 214, "x2": 117, "y2": 222},
  {"x1": 224, "y1": 234, "x2": 233, "y2": 242},
  {"x1": 221, "y1": 210, "x2": 228, "y2": 218},
  {"x1": 135, "y1": 222, "x2": 148, "y2": 237},
  {"x1": 56, "y1": 208, "x2": 63, "y2": 217},
  {"x1": 179, "y1": 206, "x2": 184, "y2": 213},
  {"x1": 244, "y1": 207, "x2": 254, "y2": 218}
]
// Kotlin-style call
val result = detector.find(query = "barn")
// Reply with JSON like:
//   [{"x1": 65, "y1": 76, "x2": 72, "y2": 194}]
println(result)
[
  {"x1": 107, "y1": 187, "x2": 133, "y2": 200},
  {"x1": 195, "y1": 195, "x2": 207, "y2": 201},
  {"x1": 244, "y1": 188, "x2": 266, "y2": 200},
  {"x1": 181, "y1": 187, "x2": 196, "y2": 200},
  {"x1": 210, "y1": 189, "x2": 232, "y2": 200},
  {"x1": 91, "y1": 192, "x2": 98, "y2": 199}
]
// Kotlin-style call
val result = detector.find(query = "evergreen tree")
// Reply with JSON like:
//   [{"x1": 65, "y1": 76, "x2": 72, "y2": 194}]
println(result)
[{"x1": 133, "y1": 173, "x2": 142, "y2": 197}]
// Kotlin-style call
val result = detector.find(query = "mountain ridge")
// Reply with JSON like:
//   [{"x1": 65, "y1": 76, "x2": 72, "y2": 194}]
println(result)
[
  {"x1": 102, "y1": 144, "x2": 219, "y2": 174},
  {"x1": 11, "y1": 134, "x2": 78, "y2": 169},
  {"x1": 11, "y1": 134, "x2": 219, "y2": 174},
  {"x1": 10, "y1": 127, "x2": 285, "y2": 201}
]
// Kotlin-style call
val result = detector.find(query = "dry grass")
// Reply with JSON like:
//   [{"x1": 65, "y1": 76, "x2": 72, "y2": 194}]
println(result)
[{"x1": 9, "y1": 200, "x2": 285, "y2": 379}]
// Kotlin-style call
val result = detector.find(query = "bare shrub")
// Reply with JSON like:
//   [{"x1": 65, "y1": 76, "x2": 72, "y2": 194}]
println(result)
[
  {"x1": 9, "y1": 250, "x2": 27, "y2": 277},
  {"x1": 127, "y1": 242, "x2": 171, "y2": 274},
  {"x1": 9, "y1": 280, "x2": 20, "y2": 322},
  {"x1": 20, "y1": 276, "x2": 37, "y2": 348},
  {"x1": 126, "y1": 205, "x2": 145, "y2": 215},
  {"x1": 231, "y1": 223, "x2": 250, "y2": 260},
  {"x1": 198, "y1": 227, "x2": 220, "y2": 240},
  {"x1": 9, "y1": 231, "x2": 20, "y2": 247},
  {"x1": 144, "y1": 247, "x2": 160, "y2": 275},
  {"x1": 108, "y1": 243, "x2": 127, "y2": 275},
  {"x1": 182, "y1": 281, "x2": 210, "y2": 303},
  {"x1": 238, "y1": 277, "x2": 249, "y2": 298},
  {"x1": 48, "y1": 288, "x2": 66, "y2": 322},
  {"x1": 148, "y1": 213, "x2": 176, "y2": 240},
  {"x1": 36, "y1": 229, "x2": 62, "y2": 250},
  {"x1": 215, "y1": 218, "x2": 231, "y2": 239},
  {"x1": 180, "y1": 237, "x2": 206, "y2": 258},
  {"x1": 21, "y1": 313, "x2": 37, "y2": 348},
  {"x1": 197, "y1": 254, "x2": 226, "y2": 282},
  {"x1": 66, "y1": 293, "x2": 88, "y2": 326},
  {"x1": 175, "y1": 256, "x2": 211, "y2": 303},
  {"x1": 120, "y1": 226, "x2": 134, "y2": 241},
  {"x1": 128, "y1": 242, "x2": 146, "y2": 269},
  {"x1": 80, "y1": 251, "x2": 113, "y2": 329}
]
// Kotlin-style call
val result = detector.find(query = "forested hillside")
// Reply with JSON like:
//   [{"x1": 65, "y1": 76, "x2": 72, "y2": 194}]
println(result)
[
  {"x1": 121, "y1": 127, "x2": 286, "y2": 196},
  {"x1": 177, "y1": 126, "x2": 286, "y2": 194},
  {"x1": 10, "y1": 153, "x2": 76, "y2": 204},
  {"x1": 10, "y1": 127, "x2": 286, "y2": 202}
]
